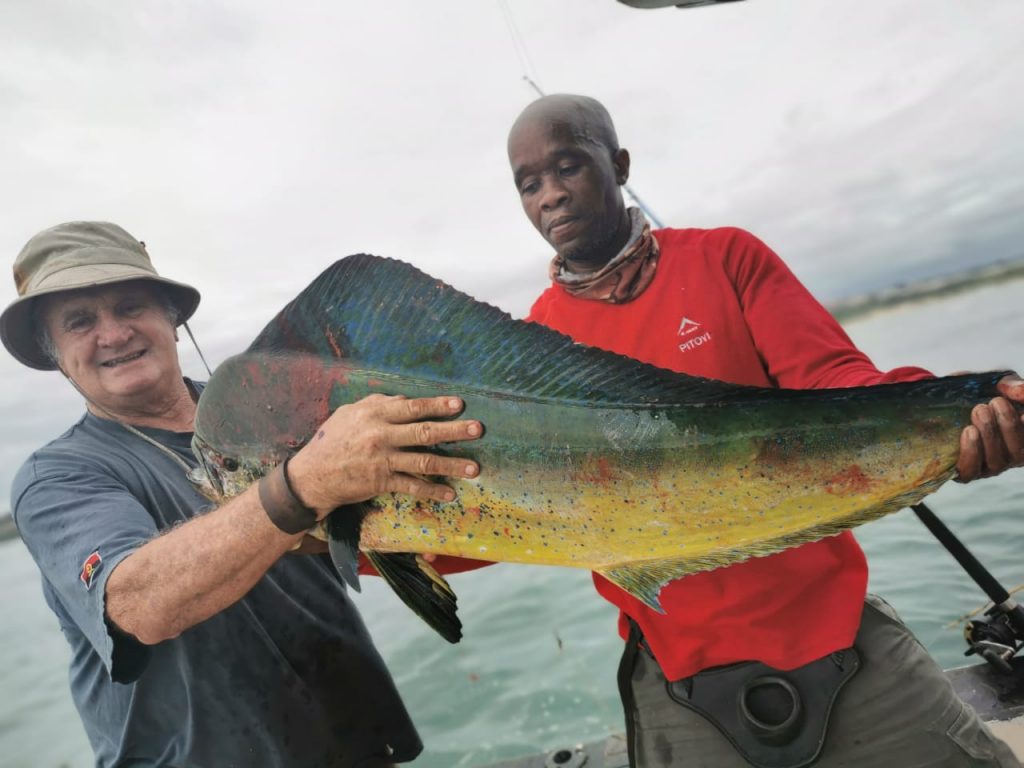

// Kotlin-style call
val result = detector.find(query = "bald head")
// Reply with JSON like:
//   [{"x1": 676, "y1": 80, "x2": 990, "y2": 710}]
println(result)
[
  {"x1": 507, "y1": 94, "x2": 632, "y2": 269},
  {"x1": 507, "y1": 94, "x2": 620, "y2": 159}
]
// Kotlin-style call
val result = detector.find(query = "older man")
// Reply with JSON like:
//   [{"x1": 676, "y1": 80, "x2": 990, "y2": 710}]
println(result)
[
  {"x1": 2, "y1": 221, "x2": 484, "y2": 767},
  {"x1": 509, "y1": 94, "x2": 1024, "y2": 767}
]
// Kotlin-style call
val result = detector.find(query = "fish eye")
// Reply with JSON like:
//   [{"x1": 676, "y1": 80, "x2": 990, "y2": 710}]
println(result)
[{"x1": 222, "y1": 458, "x2": 239, "y2": 472}]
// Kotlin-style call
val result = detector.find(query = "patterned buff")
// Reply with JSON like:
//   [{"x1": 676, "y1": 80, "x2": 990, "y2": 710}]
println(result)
[{"x1": 549, "y1": 207, "x2": 660, "y2": 304}]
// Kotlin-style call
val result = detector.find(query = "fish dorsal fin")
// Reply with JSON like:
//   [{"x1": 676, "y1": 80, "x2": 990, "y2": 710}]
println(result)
[{"x1": 248, "y1": 254, "x2": 750, "y2": 406}]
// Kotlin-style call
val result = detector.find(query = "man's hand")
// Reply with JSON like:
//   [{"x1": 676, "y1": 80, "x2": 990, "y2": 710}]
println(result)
[
  {"x1": 286, "y1": 394, "x2": 482, "y2": 516},
  {"x1": 957, "y1": 374, "x2": 1024, "y2": 482}
]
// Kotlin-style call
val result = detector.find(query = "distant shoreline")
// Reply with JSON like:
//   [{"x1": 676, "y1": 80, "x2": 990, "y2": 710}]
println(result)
[{"x1": 828, "y1": 258, "x2": 1024, "y2": 323}]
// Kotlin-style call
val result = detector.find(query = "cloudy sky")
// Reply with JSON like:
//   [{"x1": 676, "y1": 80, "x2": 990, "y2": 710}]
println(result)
[{"x1": 1, "y1": 0, "x2": 1022, "y2": 499}]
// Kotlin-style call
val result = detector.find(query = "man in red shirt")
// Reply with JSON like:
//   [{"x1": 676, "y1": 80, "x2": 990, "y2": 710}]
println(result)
[{"x1": 508, "y1": 94, "x2": 1024, "y2": 767}]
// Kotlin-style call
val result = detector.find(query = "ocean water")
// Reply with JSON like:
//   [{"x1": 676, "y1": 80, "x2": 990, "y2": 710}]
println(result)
[{"x1": 0, "y1": 278, "x2": 1020, "y2": 768}]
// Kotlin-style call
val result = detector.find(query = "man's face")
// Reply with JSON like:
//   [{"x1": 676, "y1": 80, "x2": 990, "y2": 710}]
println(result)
[
  {"x1": 509, "y1": 117, "x2": 629, "y2": 267},
  {"x1": 41, "y1": 281, "x2": 181, "y2": 409}
]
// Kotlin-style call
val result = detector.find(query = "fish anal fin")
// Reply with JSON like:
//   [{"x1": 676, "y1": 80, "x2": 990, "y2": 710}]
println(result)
[
  {"x1": 365, "y1": 550, "x2": 462, "y2": 644},
  {"x1": 597, "y1": 557, "x2": 708, "y2": 614}
]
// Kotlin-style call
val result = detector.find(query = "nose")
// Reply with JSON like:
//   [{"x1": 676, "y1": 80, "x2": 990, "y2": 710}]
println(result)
[
  {"x1": 539, "y1": 175, "x2": 569, "y2": 212},
  {"x1": 94, "y1": 312, "x2": 133, "y2": 348}
]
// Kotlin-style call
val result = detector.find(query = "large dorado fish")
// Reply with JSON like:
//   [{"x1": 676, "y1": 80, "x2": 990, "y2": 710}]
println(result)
[{"x1": 191, "y1": 254, "x2": 1013, "y2": 643}]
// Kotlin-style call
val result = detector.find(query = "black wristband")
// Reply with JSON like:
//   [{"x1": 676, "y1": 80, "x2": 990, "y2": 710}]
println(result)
[{"x1": 258, "y1": 457, "x2": 318, "y2": 535}]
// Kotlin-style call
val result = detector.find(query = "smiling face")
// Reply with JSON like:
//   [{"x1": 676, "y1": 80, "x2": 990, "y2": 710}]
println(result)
[
  {"x1": 508, "y1": 102, "x2": 632, "y2": 270},
  {"x1": 40, "y1": 281, "x2": 183, "y2": 412}
]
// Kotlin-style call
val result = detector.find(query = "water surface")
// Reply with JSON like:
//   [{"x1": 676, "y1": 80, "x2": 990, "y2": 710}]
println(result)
[{"x1": 0, "y1": 278, "x2": 1020, "y2": 767}]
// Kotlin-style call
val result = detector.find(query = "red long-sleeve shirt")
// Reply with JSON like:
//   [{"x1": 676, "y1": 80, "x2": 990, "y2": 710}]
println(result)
[{"x1": 527, "y1": 227, "x2": 932, "y2": 680}]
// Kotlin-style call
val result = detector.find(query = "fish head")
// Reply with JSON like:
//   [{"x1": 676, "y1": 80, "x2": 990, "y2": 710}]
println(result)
[{"x1": 189, "y1": 433, "x2": 273, "y2": 503}]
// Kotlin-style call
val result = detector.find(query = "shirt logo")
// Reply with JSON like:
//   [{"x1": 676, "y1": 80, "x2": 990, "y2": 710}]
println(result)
[
  {"x1": 80, "y1": 551, "x2": 102, "y2": 591},
  {"x1": 677, "y1": 316, "x2": 712, "y2": 353},
  {"x1": 677, "y1": 317, "x2": 702, "y2": 336}
]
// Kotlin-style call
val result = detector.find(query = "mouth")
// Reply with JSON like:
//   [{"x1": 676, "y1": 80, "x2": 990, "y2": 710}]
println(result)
[
  {"x1": 546, "y1": 215, "x2": 579, "y2": 237},
  {"x1": 100, "y1": 350, "x2": 146, "y2": 368},
  {"x1": 187, "y1": 465, "x2": 222, "y2": 502}
]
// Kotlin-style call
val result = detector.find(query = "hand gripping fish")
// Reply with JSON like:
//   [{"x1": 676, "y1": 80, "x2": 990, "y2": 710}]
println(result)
[{"x1": 190, "y1": 254, "x2": 1016, "y2": 643}]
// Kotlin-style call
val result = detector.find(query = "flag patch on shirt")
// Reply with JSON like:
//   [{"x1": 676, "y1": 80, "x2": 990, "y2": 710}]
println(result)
[{"x1": 80, "y1": 551, "x2": 102, "y2": 590}]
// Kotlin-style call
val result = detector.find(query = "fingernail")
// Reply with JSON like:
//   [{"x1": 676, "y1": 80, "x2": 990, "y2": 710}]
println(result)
[
  {"x1": 467, "y1": 422, "x2": 481, "y2": 436},
  {"x1": 448, "y1": 398, "x2": 461, "y2": 410},
  {"x1": 465, "y1": 463, "x2": 478, "y2": 476},
  {"x1": 443, "y1": 489, "x2": 456, "y2": 502}
]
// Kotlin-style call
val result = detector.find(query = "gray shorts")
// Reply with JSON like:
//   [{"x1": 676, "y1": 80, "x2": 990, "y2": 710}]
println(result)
[{"x1": 624, "y1": 595, "x2": 1021, "y2": 767}]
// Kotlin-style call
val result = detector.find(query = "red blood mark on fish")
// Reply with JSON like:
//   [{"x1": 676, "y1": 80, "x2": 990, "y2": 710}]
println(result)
[
  {"x1": 578, "y1": 457, "x2": 617, "y2": 485},
  {"x1": 411, "y1": 504, "x2": 437, "y2": 523},
  {"x1": 824, "y1": 465, "x2": 874, "y2": 495},
  {"x1": 245, "y1": 360, "x2": 267, "y2": 388}
]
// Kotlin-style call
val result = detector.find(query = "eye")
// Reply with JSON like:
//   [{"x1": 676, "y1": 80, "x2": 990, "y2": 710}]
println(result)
[
  {"x1": 519, "y1": 179, "x2": 539, "y2": 196},
  {"x1": 558, "y1": 164, "x2": 580, "y2": 177},
  {"x1": 221, "y1": 458, "x2": 239, "y2": 472},
  {"x1": 66, "y1": 317, "x2": 92, "y2": 332}
]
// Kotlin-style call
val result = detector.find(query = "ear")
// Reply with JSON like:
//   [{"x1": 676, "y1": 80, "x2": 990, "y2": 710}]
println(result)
[{"x1": 613, "y1": 148, "x2": 631, "y2": 186}]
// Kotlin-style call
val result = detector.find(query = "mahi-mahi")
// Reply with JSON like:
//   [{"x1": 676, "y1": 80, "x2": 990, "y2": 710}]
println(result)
[{"x1": 190, "y1": 254, "x2": 1014, "y2": 642}]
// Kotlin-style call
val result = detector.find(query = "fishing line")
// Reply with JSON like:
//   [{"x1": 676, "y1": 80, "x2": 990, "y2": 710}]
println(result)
[
  {"x1": 183, "y1": 321, "x2": 213, "y2": 377},
  {"x1": 494, "y1": 0, "x2": 666, "y2": 228},
  {"x1": 496, "y1": 0, "x2": 544, "y2": 95}
]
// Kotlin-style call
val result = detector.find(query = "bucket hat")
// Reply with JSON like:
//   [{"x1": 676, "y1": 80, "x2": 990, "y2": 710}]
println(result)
[{"x1": 0, "y1": 221, "x2": 201, "y2": 370}]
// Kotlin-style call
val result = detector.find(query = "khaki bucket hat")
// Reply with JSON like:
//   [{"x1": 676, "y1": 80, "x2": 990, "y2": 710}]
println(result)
[{"x1": 0, "y1": 221, "x2": 201, "y2": 370}]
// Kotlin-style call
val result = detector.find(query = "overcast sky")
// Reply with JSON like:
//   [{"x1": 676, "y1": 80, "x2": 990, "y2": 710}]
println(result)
[{"x1": 1, "y1": 0, "x2": 1022, "y2": 499}]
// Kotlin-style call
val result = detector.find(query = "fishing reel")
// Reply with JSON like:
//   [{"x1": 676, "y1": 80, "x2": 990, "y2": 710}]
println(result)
[{"x1": 963, "y1": 600, "x2": 1024, "y2": 675}]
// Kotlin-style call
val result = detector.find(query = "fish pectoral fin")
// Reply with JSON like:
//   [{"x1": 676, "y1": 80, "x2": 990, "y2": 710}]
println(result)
[
  {"x1": 597, "y1": 557, "x2": 705, "y2": 614},
  {"x1": 326, "y1": 505, "x2": 367, "y2": 593},
  {"x1": 365, "y1": 550, "x2": 462, "y2": 644}
]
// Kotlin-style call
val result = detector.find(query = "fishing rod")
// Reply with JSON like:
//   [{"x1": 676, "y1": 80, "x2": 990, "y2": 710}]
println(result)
[{"x1": 912, "y1": 502, "x2": 1024, "y2": 675}]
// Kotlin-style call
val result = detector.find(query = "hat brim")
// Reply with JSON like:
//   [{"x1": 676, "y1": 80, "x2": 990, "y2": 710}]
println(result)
[{"x1": 0, "y1": 264, "x2": 201, "y2": 371}]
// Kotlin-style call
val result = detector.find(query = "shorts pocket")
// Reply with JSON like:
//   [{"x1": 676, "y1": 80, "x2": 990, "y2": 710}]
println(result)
[{"x1": 946, "y1": 701, "x2": 1005, "y2": 765}]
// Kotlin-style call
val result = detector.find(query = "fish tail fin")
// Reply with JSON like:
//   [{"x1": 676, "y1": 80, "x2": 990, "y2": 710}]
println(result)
[
  {"x1": 326, "y1": 506, "x2": 367, "y2": 593},
  {"x1": 365, "y1": 550, "x2": 462, "y2": 644}
]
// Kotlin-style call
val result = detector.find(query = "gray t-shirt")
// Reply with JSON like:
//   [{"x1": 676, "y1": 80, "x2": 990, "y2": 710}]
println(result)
[{"x1": 11, "y1": 404, "x2": 421, "y2": 768}]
